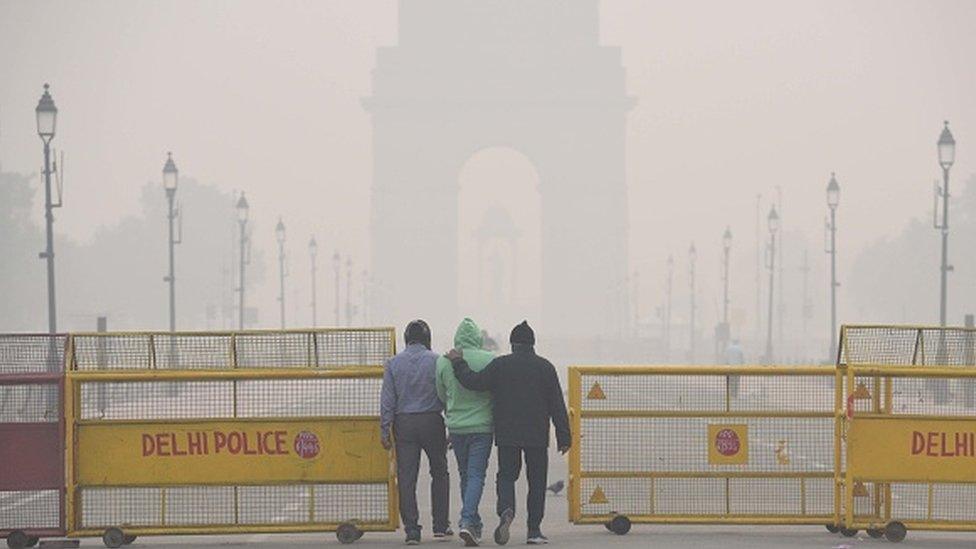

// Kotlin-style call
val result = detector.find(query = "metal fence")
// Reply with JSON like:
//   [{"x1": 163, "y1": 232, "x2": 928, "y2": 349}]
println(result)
[
  {"x1": 838, "y1": 325, "x2": 976, "y2": 542},
  {"x1": 65, "y1": 328, "x2": 397, "y2": 546},
  {"x1": 568, "y1": 365, "x2": 839, "y2": 534},
  {"x1": 0, "y1": 334, "x2": 67, "y2": 548}
]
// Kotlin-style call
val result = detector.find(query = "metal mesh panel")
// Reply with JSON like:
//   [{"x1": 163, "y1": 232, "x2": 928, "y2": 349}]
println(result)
[
  {"x1": 165, "y1": 486, "x2": 236, "y2": 525},
  {"x1": 235, "y1": 333, "x2": 315, "y2": 369},
  {"x1": 842, "y1": 326, "x2": 976, "y2": 367},
  {"x1": 73, "y1": 335, "x2": 152, "y2": 370},
  {"x1": 581, "y1": 417, "x2": 834, "y2": 473},
  {"x1": 580, "y1": 373, "x2": 834, "y2": 413},
  {"x1": 313, "y1": 330, "x2": 394, "y2": 368},
  {"x1": 0, "y1": 489, "x2": 60, "y2": 529},
  {"x1": 153, "y1": 334, "x2": 233, "y2": 370},
  {"x1": 81, "y1": 487, "x2": 163, "y2": 528},
  {"x1": 0, "y1": 334, "x2": 66, "y2": 374},
  {"x1": 236, "y1": 378, "x2": 381, "y2": 418},
  {"x1": 0, "y1": 383, "x2": 59, "y2": 423},
  {"x1": 79, "y1": 381, "x2": 235, "y2": 421},
  {"x1": 848, "y1": 375, "x2": 976, "y2": 416},
  {"x1": 885, "y1": 483, "x2": 976, "y2": 522},
  {"x1": 313, "y1": 484, "x2": 389, "y2": 523},
  {"x1": 238, "y1": 485, "x2": 308, "y2": 524}
]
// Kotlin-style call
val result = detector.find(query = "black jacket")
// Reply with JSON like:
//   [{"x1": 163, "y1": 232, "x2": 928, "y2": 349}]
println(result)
[{"x1": 450, "y1": 344, "x2": 571, "y2": 449}]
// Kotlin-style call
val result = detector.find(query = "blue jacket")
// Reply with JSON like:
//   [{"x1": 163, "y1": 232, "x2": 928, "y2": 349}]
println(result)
[{"x1": 380, "y1": 343, "x2": 443, "y2": 440}]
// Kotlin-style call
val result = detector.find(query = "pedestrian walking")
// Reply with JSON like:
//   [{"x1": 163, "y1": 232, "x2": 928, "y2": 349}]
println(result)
[
  {"x1": 446, "y1": 320, "x2": 570, "y2": 545},
  {"x1": 381, "y1": 319, "x2": 453, "y2": 545},
  {"x1": 435, "y1": 318, "x2": 495, "y2": 546}
]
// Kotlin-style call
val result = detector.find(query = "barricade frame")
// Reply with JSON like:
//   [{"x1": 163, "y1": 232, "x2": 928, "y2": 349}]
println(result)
[
  {"x1": 0, "y1": 333, "x2": 68, "y2": 547},
  {"x1": 568, "y1": 364, "x2": 841, "y2": 531},
  {"x1": 838, "y1": 324, "x2": 976, "y2": 540},
  {"x1": 63, "y1": 328, "x2": 398, "y2": 543}
]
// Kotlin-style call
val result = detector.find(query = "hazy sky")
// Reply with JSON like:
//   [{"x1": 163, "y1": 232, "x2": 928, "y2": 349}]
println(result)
[{"x1": 1, "y1": 0, "x2": 974, "y2": 336}]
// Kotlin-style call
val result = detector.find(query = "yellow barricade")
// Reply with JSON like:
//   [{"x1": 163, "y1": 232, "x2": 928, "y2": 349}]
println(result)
[
  {"x1": 838, "y1": 325, "x2": 976, "y2": 542},
  {"x1": 568, "y1": 365, "x2": 840, "y2": 535},
  {"x1": 64, "y1": 328, "x2": 397, "y2": 546}
]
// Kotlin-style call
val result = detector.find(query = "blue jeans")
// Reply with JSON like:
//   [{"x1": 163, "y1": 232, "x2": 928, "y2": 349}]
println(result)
[{"x1": 451, "y1": 432, "x2": 493, "y2": 530}]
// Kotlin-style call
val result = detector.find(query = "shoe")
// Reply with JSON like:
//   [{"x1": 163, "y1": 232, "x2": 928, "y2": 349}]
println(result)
[
  {"x1": 493, "y1": 508, "x2": 514, "y2": 546},
  {"x1": 405, "y1": 528, "x2": 421, "y2": 545},
  {"x1": 433, "y1": 526, "x2": 454, "y2": 539},
  {"x1": 459, "y1": 527, "x2": 479, "y2": 547},
  {"x1": 526, "y1": 530, "x2": 549, "y2": 545}
]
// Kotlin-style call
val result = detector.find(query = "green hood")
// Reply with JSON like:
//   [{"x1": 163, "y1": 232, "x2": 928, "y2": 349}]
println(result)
[{"x1": 454, "y1": 317, "x2": 483, "y2": 350}]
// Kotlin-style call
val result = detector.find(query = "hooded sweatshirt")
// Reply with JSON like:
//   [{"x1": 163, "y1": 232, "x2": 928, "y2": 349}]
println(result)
[{"x1": 435, "y1": 318, "x2": 494, "y2": 434}]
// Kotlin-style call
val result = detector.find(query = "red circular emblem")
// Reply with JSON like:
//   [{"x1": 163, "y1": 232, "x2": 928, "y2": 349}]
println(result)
[
  {"x1": 715, "y1": 428, "x2": 741, "y2": 456},
  {"x1": 293, "y1": 431, "x2": 320, "y2": 459}
]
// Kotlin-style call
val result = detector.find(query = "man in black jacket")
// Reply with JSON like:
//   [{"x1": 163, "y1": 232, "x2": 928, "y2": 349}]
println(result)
[{"x1": 445, "y1": 320, "x2": 570, "y2": 546}]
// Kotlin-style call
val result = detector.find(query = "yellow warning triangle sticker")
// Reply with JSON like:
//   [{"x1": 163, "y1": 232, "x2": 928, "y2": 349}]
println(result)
[
  {"x1": 589, "y1": 486, "x2": 608, "y2": 504},
  {"x1": 587, "y1": 382, "x2": 606, "y2": 400},
  {"x1": 852, "y1": 382, "x2": 872, "y2": 400},
  {"x1": 853, "y1": 481, "x2": 869, "y2": 497}
]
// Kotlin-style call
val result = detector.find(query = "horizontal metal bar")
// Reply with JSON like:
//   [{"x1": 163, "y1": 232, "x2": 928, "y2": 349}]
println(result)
[
  {"x1": 580, "y1": 471, "x2": 834, "y2": 479},
  {"x1": 76, "y1": 479, "x2": 390, "y2": 489},
  {"x1": 0, "y1": 372, "x2": 62, "y2": 385},
  {"x1": 847, "y1": 520, "x2": 976, "y2": 532},
  {"x1": 837, "y1": 366, "x2": 976, "y2": 378},
  {"x1": 570, "y1": 365, "x2": 833, "y2": 376},
  {"x1": 580, "y1": 410, "x2": 833, "y2": 419},
  {"x1": 77, "y1": 415, "x2": 380, "y2": 426},
  {"x1": 574, "y1": 515, "x2": 833, "y2": 525},
  {"x1": 853, "y1": 413, "x2": 976, "y2": 421},
  {"x1": 68, "y1": 522, "x2": 396, "y2": 537},
  {"x1": 67, "y1": 367, "x2": 382, "y2": 381},
  {"x1": 842, "y1": 323, "x2": 976, "y2": 332},
  {"x1": 68, "y1": 327, "x2": 395, "y2": 337}
]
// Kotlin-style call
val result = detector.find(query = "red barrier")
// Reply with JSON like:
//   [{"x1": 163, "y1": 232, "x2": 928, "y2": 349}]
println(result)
[{"x1": 0, "y1": 335, "x2": 66, "y2": 549}]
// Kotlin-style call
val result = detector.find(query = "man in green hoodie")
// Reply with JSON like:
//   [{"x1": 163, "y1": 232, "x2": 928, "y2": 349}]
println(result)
[{"x1": 435, "y1": 318, "x2": 495, "y2": 547}]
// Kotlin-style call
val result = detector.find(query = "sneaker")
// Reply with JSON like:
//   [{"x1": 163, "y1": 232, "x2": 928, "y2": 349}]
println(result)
[
  {"x1": 459, "y1": 527, "x2": 479, "y2": 547},
  {"x1": 405, "y1": 528, "x2": 421, "y2": 545},
  {"x1": 526, "y1": 530, "x2": 549, "y2": 545},
  {"x1": 493, "y1": 508, "x2": 514, "y2": 546},
  {"x1": 433, "y1": 526, "x2": 454, "y2": 539}
]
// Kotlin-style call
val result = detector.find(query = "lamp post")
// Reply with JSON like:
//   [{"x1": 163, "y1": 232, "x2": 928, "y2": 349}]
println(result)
[
  {"x1": 332, "y1": 251, "x2": 341, "y2": 326},
  {"x1": 309, "y1": 236, "x2": 318, "y2": 326},
  {"x1": 689, "y1": 243, "x2": 697, "y2": 363},
  {"x1": 35, "y1": 84, "x2": 59, "y2": 336},
  {"x1": 765, "y1": 206, "x2": 780, "y2": 362},
  {"x1": 717, "y1": 227, "x2": 732, "y2": 360},
  {"x1": 935, "y1": 121, "x2": 956, "y2": 328},
  {"x1": 275, "y1": 218, "x2": 287, "y2": 329},
  {"x1": 162, "y1": 153, "x2": 181, "y2": 333},
  {"x1": 826, "y1": 173, "x2": 840, "y2": 362},
  {"x1": 345, "y1": 257, "x2": 353, "y2": 326},
  {"x1": 665, "y1": 254, "x2": 673, "y2": 360},
  {"x1": 236, "y1": 193, "x2": 250, "y2": 330}
]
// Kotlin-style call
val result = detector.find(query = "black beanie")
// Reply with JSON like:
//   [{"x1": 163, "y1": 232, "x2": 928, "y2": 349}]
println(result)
[
  {"x1": 404, "y1": 319, "x2": 431, "y2": 349},
  {"x1": 510, "y1": 320, "x2": 535, "y2": 345}
]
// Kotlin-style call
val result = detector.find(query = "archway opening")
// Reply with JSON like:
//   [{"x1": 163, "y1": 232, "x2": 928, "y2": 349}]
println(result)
[{"x1": 457, "y1": 147, "x2": 542, "y2": 345}]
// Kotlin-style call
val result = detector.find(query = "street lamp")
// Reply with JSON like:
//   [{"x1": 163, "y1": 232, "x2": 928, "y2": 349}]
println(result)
[
  {"x1": 309, "y1": 236, "x2": 318, "y2": 326},
  {"x1": 765, "y1": 206, "x2": 779, "y2": 362},
  {"x1": 275, "y1": 218, "x2": 287, "y2": 329},
  {"x1": 332, "y1": 251, "x2": 341, "y2": 326},
  {"x1": 162, "y1": 153, "x2": 182, "y2": 333},
  {"x1": 346, "y1": 257, "x2": 354, "y2": 326},
  {"x1": 826, "y1": 173, "x2": 840, "y2": 362},
  {"x1": 35, "y1": 84, "x2": 59, "y2": 336},
  {"x1": 236, "y1": 193, "x2": 250, "y2": 330},
  {"x1": 935, "y1": 121, "x2": 956, "y2": 328},
  {"x1": 717, "y1": 227, "x2": 732, "y2": 361},
  {"x1": 689, "y1": 242, "x2": 697, "y2": 363}
]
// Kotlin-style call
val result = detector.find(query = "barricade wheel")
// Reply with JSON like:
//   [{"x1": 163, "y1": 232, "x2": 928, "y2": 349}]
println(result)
[
  {"x1": 123, "y1": 534, "x2": 137, "y2": 545},
  {"x1": 603, "y1": 522, "x2": 613, "y2": 532},
  {"x1": 5, "y1": 531, "x2": 29, "y2": 549},
  {"x1": 103, "y1": 527, "x2": 126, "y2": 548},
  {"x1": 884, "y1": 522, "x2": 907, "y2": 543},
  {"x1": 825, "y1": 524, "x2": 840, "y2": 533},
  {"x1": 609, "y1": 515, "x2": 631, "y2": 535},
  {"x1": 867, "y1": 528, "x2": 884, "y2": 539},
  {"x1": 840, "y1": 528, "x2": 858, "y2": 537},
  {"x1": 336, "y1": 523, "x2": 361, "y2": 544},
  {"x1": 25, "y1": 539, "x2": 39, "y2": 548}
]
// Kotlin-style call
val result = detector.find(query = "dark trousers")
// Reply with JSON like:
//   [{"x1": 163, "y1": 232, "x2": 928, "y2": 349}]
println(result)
[
  {"x1": 496, "y1": 445, "x2": 548, "y2": 531},
  {"x1": 394, "y1": 412, "x2": 450, "y2": 533}
]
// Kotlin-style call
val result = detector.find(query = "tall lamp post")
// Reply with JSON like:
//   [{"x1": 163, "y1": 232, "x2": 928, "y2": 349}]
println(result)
[
  {"x1": 665, "y1": 254, "x2": 673, "y2": 360},
  {"x1": 935, "y1": 121, "x2": 956, "y2": 328},
  {"x1": 309, "y1": 236, "x2": 318, "y2": 326},
  {"x1": 765, "y1": 206, "x2": 780, "y2": 362},
  {"x1": 275, "y1": 218, "x2": 287, "y2": 329},
  {"x1": 236, "y1": 194, "x2": 250, "y2": 330},
  {"x1": 332, "y1": 251, "x2": 341, "y2": 326},
  {"x1": 35, "y1": 84, "x2": 59, "y2": 336},
  {"x1": 345, "y1": 257, "x2": 354, "y2": 326},
  {"x1": 162, "y1": 153, "x2": 182, "y2": 333},
  {"x1": 717, "y1": 227, "x2": 732, "y2": 360},
  {"x1": 689, "y1": 243, "x2": 697, "y2": 363},
  {"x1": 826, "y1": 173, "x2": 840, "y2": 362}
]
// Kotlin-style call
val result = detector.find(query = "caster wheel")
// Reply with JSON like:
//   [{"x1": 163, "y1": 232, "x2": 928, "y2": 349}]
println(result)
[
  {"x1": 825, "y1": 524, "x2": 840, "y2": 534},
  {"x1": 123, "y1": 534, "x2": 137, "y2": 545},
  {"x1": 336, "y1": 523, "x2": 361, "y2": 544},
  {"x1": 867, "y1": 528, "x2": 884, "y2": 539},
  {"x1": 604, "y1": 522, "x2": 613, "y2": 532},
  {"x1": 6, "y1": 531, "x2": 29, "y2": 549},
  {"x1": 103, "y1": 527, "x2": 126, "y2": 549},
  {"x1": 609, "y1": 515, "x2": 631, "y2": 535},
  {"x1": 840, "y1": 528, "x2": 858, "y2": 537},
  {"x1": 25, "y1": 539, "x2": 39, "y2": 548},
  {"x1": 885, "y1": 521, "x2": 907, "y2": 543}
]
